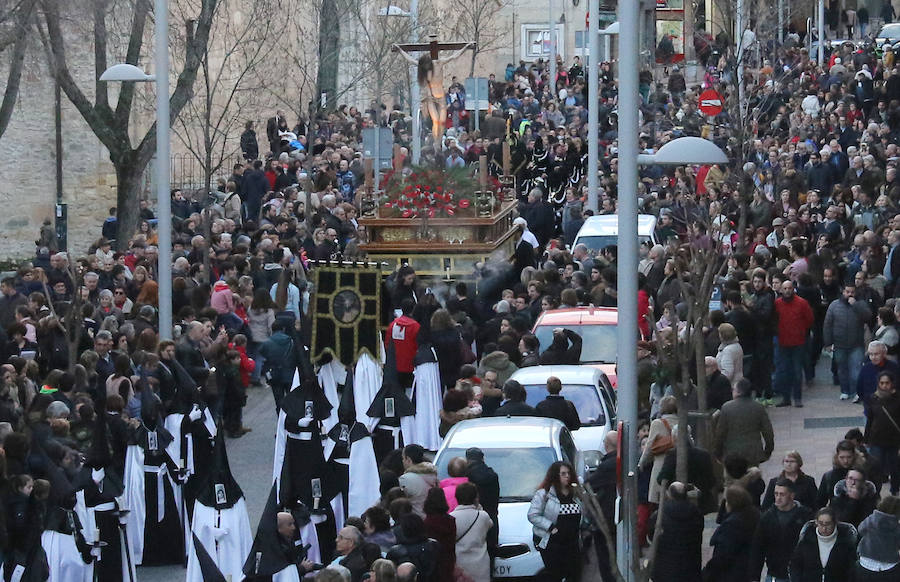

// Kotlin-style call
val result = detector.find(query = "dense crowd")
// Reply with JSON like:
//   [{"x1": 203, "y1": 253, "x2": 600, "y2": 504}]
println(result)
[{"x1": 7, "y1": 21, "x2": 900, "y2": 582}]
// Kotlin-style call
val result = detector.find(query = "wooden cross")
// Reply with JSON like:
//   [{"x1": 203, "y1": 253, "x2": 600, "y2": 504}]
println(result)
[{"x1": 392, "y1": 37, "x2": 473, "y2": 59}]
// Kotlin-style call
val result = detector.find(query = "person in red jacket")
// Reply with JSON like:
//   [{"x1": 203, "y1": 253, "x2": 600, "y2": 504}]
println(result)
[
  {"x1": 774, "y1": 280, "x2": 815, "y2": 407},
  {"x1": 229, "y1": 334, "x2": 256, "y2": 389},
  {"x1": 386, "y1": 298, "x2": 420, "y2": 389}
]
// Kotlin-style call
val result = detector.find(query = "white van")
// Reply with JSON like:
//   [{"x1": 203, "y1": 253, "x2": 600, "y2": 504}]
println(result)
[{"x1": 571, "y1": 214, "x2": 658, "y2": 252}]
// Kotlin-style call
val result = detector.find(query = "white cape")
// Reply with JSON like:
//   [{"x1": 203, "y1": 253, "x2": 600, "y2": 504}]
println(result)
[
  {"x1": 184, "y1": 498, "x2": 253, "y2": 582},
  {"x1": 354, "y1": 353, "x2": 382, "y2": 431},
  {"x1": 318, "y1": 359, "x2": 347, "y2": 435},
  {"x1": 409, "y1": 360, "x2": 443, "y2": 451},
  {"x1": 347, "y1": 434, "x2": 381, "y2": 518},
  {"x1": 41, "y1": 530, "x2": 92, "y2": 582},
  {"x1": 123, "y1": 443, "x2": 181, "y2": 565}
]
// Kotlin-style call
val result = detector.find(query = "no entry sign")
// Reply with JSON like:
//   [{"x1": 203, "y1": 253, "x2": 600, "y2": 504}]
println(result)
[{"x1": 698, "y1": 89, "x2": 724, "y2": 117}]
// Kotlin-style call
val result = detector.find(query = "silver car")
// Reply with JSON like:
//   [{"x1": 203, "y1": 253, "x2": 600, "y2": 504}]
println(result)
[
  {"x1": 510, "y1": 365, "x2": 617, "y2": 470},
  {"x1": 433, "y1": 417, "x2": 583, "y2": 579}
]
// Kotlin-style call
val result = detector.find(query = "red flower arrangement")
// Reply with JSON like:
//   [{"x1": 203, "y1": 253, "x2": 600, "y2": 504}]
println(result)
[
  {"x1": 381, "y1": 183, "x2": 463, "y2": 218},
  {"x1": 378, "y1": 165, "x2": 485, "y2": 218}
]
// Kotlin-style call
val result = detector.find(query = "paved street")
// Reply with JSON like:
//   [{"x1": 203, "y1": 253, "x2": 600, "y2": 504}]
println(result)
[{"x1": 138, "y1": 357, "x2": 864, "y2": 581}]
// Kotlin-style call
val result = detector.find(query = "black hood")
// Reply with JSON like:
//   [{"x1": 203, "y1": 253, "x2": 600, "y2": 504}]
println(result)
[
  {"x1": 366, "y1": 379, "x2": 414, "y2": 420},
  {"x1": 85, "y1": 389, "x2": 112, "y2": 471},
  {"x1": 195, "y1": 424, "x2": 244, "y2": 509},
  {"x1": 193, "y1": 532, "x2": 226, "y2": 582},
  {"x1": 243, "y1": 483, "x2": 291, "y2": 577},
  {"x1": 281, "y1": 378, "x2": 333, "y2": 424},
  {"x1": 140, "y1": 374, "x2": 162, "y2": 428},
  {"x1": 325, "y1": 421, "x2": 372, "y2": 460},
  {"x1": 337, "y1": 367, "x2": 356, "y2": 425}
]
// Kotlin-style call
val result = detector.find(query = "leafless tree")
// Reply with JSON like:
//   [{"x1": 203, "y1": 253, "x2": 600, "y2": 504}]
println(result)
[
  {"x1": 448, "y1": 0, "x2": 508, "y2": 77},
  {"x1": 172, "y1": 0, "x2": 286, "y2": 196},
  {"x1": 0, "y1": 0, "x2": 36, "y2": 140},
  {"x1": 35, "y1": 0, "x2": 218, "y2": 250}
]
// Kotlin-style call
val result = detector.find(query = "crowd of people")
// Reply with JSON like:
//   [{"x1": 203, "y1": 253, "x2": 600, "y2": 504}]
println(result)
[{"x1": 7, "y1": 17, "x2": 900, "y2": 582}]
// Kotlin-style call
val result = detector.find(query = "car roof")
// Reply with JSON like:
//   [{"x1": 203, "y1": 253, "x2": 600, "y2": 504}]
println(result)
[
  {"x1": 510, "y1": 365, "x2": 603, "y2": 385},
  {"x1": 533, "y1": 306, "x2": 618, "y2": 327},
  {"x1": 574, "y1": 214, "x2": 657, "y2": 237},
  {"x1": 441, "y1": 417, "x2": 565, "y2": 449}
]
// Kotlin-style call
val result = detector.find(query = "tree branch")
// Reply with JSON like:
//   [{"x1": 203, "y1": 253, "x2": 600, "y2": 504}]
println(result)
[{"x1": 0, "y1": 0, "x2": 34, "y2": 140}]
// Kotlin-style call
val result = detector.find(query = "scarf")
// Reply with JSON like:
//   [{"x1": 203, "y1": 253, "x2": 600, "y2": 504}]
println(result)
[{"x1": 816, "y1": 527, "x2": 837, "y2": 568}]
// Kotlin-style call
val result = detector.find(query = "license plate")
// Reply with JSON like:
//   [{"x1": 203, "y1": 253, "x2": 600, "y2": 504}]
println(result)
[{"x1": 492, "y1": 565, "x2": 512, "y2": 577}]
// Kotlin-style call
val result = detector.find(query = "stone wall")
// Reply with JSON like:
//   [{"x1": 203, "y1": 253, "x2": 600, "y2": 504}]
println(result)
[{"x1": 0, "y1": 44, "x2": 115, "y2": 263}]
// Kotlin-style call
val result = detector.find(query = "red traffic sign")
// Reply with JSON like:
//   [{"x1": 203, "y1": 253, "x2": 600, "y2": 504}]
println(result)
[{"x1": 699, "y1": 89, "x2": 723, "y2": 117}]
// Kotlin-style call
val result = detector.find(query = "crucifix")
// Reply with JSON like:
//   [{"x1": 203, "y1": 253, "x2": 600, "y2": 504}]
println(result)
[{"x1": 393, "y1": 36, "x2": 476, "y2": 158}]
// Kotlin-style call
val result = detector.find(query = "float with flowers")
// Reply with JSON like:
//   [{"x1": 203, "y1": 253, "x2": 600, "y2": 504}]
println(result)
[{"x1": 358, "y1": 163, "x2": 518, "y2": 276}]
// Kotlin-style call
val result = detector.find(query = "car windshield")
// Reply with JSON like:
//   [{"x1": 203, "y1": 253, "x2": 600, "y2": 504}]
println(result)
[
  {"x1": 575, "y1": 234, "x2": 651, "y2": 253},
  {"x1": 522, "y1": 384, "x2": 605, "y2": 425},
  {"x1": 880, "y1": 24, "x2": 900, "y2": 37},
  {"x1": 435, "y1": 446, "x2": 558, "y2": 501},
  {"x1": 534, "y1": 325, "x2": 617, "y2": 364}
]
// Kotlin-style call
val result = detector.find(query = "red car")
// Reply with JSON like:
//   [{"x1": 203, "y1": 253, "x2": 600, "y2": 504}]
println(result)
[{"x1": 531, "y1": 307, "x2": 619, "y2": 387}]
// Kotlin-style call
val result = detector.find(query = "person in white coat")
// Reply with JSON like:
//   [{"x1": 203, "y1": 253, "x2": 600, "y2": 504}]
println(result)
[
  {"x1": 716, "y1": 323, "x2": 744, "y2": 385},
  {"x1": 449, "y1": 483, "x2": 493, "y2": 582}
]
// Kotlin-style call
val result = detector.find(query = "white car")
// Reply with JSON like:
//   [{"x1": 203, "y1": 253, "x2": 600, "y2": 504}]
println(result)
[
  {"x1": 432, "y1": 417, "x2": 583, "y2": 579},
  {"x1": 571, "y1": 213, "x2": 658, "y2": 253},
  {"x1": 509, "y1": 365, "x2": 617, "y2": 471}
]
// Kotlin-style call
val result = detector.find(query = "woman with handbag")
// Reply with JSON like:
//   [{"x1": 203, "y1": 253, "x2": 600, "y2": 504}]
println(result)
[
  {"x1": 864, "y1": 370, "x2": 900, "y2": 496},
  {"x1": 450, "y1": 483, "x2": 492, "y2": 582},
  {"x1": 639, "y1": 395, "x2": 678, "y2": 505},
  {"x1": 527, "y1": 461, "x2": 583, "y2": 582}
]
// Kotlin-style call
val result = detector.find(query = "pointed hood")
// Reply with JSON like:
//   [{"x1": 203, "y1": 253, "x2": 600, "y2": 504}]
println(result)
[
  {"x1": 192, "y1": 533, "x2": 226, "y2": 582},
  {"x1": 366, "y1": 378, "x2": 414, "y2": 420},
  {"x1": 337, "y1": 367, "x2": 357, "y2": 425},
  {"x1": 243, "y1": 483, "x2": 290, "y2": 577},
  {"x1": 281, "y1": 377, "x2": 333, "y2": 424},
  {"x1": 195, "y1": 424, "x2": 244, "y2": 509},
  {"x1": 140, "y1": 373, "x2": 162, "y2": 428},
  {"x1": 86, "y1": 390, "x2": 112, "y2": 470}
]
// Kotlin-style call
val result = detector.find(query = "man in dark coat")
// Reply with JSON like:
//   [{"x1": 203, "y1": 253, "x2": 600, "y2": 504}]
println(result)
[
  {"x1": 176, "y1": 322, "x2": 211, "y2": 387},
  {"x1": 535, "y1": 376, "x2": 580, "y2": 430},
  {"x1": 705, "y1": 357, "x2": 734, "y2": 411},
  {"x1": 749, "y1": 478, "x2": 813, "y2": 582},
  {"x1": 538, "y1": 328, "x2": 582, "y2": 365},
  {"x1": 241, "y1": 160, "x2": 269, "y2": 223},
  {"x1": 519, "y1": 188, "x2": 555, "y2": 247},
  {"x1": 465, "y1": 447, "x2": 500, "y2": 552},
  {"x1": 587, "y1": 431, "x2": 617, "y2": 582},
  {"x1": 650, "y1": 482, "x2": 704, "y2": 582},
  {"x1": 493, "y1": 380, "x2": 537, "y2": 417},
  {"x1": 816, "y1": 439, "x2": 860, "y2": 509}
]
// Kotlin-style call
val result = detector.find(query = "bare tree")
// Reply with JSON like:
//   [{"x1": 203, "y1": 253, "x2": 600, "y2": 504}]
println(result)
[
  {"x1": 172, "y1": 0, "x2": 286, "y2": 196},
  {"x1": 35, "y1": 0, "x2": 218, "y2": 250},
  {"x1": 0, "y1": 0, "x2": 36, "y2": 140},
  {"x1": 448, "y1": 0, "x2": 508, "y2": 77}
]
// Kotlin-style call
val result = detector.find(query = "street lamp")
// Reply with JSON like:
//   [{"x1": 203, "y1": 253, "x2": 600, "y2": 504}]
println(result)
[
  {"x1": 617, "y1": 0, "x2": 728, "y2": 572},
  {"x1": 100, "y1": 0, "x2": 172, "y2": 341}
]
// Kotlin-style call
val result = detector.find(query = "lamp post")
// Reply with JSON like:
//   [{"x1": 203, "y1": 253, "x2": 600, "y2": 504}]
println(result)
[
  {"x1": 99, "y1": 0, "x2": 172, "y2": 340},
  {"x1": 617, "y1": 0, "x2": 729, "y2": 568},
  {"x1": 587, "y1": 0, "x2": 599, "y2": 213}
]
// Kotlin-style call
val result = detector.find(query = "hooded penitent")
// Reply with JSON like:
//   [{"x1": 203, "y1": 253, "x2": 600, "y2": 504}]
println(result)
[
  {"x1": 123, "y1": 384, "x2": 184, "y2": 566},
  {"x1": 185, "y1": 427, "x2": 252, "y2": 582}
]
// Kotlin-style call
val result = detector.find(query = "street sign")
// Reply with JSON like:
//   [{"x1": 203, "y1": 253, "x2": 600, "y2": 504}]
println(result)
[
  {"x1": 709, "y1": 285, "x2": 722, "y2": 312},
  {"x1": 464, "y1": 77, "x2": 489, "y2": 111},
  {"x1": 362, "y1": 127, "x2": 393, "y2": 169},
  {"x1": 698, "y1": 89, "x2": 724, "y2": 117}
]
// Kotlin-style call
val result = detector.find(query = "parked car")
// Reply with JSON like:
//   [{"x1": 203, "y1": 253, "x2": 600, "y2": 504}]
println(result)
[
  {"x1": 571, "y1": 214, "x2": 658, "y2": 253},
  {"x1": 509, "y1": 365, "x2": 616, "y2": 470},
  {"x1": 433, "y1": 417, "x2": 583, "y2": 579},
  {"x1": 875, "y1": 24, "x2": 900, "y2": 49},
  {"x1": 531, "y1": 307, "x2": 618, "y2": 385}
]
